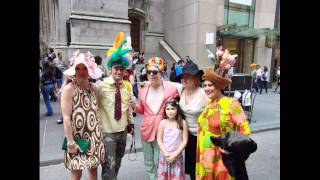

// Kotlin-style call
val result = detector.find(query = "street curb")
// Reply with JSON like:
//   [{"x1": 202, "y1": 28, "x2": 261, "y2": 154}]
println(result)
[
  {"x1": 40, "y1": 125, "x2": 280, "y2": 167},
  {"x1": 251, "y1": 126, "x2": 280, "y2": 134}
]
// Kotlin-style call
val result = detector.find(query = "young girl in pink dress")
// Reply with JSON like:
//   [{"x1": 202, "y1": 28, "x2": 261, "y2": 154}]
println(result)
[{"x1": 157, "y1": 99, "x2": 188, "y2": 180}]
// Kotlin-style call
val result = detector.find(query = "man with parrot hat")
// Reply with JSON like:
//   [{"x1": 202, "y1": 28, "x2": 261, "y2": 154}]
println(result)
[{"x1": 96, "y1": 32, "x2": 136, "y2": 180}]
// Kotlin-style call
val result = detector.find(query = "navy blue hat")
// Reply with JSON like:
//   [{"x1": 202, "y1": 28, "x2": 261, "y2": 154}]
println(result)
[{"x1": 182, "y1": 60, "x2": 203, "y2": 77}]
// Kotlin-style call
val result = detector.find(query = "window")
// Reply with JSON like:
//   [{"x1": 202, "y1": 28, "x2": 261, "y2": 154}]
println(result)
[{"x1": 224, "y1": 0, "x2": 255, "y2": 27}]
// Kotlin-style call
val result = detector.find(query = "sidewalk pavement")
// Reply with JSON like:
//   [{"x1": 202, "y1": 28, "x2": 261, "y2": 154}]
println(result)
[
  {"x1": 40, "y1": 129, "x2": 280, "y2": 180},
  {"x1": 40, "y1": 87, "x2": 279, "y2": 166}
]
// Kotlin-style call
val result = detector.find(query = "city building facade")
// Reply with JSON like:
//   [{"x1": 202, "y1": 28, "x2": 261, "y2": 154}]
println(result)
[{"x1": 40, "y1": 0, "x2": 279, "y2": 80}]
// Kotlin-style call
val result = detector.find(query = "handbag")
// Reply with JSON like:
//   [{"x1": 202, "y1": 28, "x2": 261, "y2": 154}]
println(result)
[
  {"x1": 210, "y1": 131, "x2": 257, "y2": 180},
  {"x1": 61, "y1": 138, "x2": 89, "y2": 153}
]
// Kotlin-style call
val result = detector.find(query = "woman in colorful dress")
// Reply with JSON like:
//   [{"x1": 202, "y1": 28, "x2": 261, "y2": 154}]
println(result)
[
  {"x1": 195, "y1": 68, "x2": 251, "y2": 180},
  {"x1": 61, "y1": 50, "x2": 105, "y2": 180}
]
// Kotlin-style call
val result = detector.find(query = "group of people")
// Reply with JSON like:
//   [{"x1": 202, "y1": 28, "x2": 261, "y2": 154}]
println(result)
[
  {"x1": 250, "y1": 64, "x2": 280, "y2": 94},
  {"x1": 40, "y1": 31, "x2": 256, "y2": 180},
  {"x1": 54, "y1": 45, "x2": 252, "y2": 180},
  {"x1": 40, "y1": 49, "x2": 68, "y2": 116}
]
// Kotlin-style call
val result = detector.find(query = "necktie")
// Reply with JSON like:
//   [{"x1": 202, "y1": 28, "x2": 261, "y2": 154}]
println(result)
[{"x1": 114, "y1": 83, "x2": 122, "y2": 121}]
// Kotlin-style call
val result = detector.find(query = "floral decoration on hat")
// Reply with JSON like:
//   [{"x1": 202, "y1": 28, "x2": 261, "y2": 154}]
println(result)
[{"x1": 147, "y1": 57, "x2": 165, "y2": 72}]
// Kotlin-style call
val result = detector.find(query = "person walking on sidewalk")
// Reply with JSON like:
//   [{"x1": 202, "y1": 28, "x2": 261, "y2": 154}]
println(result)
[
  {"x1": 41, "y1": 60, "x2": 55, "y2": 116},
  {"x1": 54, "y1": 52, "x2": 68, "y2": 89},
  {"x1": 97, "y1": 34, "x2": 136, "y2": 180},
  {"x1": 260, "y1": 66, "x2": 269, "y2": 94},
  {"x1": 250, "y1": 63, "x2": 259, "y2": 93},
  {"x1": 178, "y1": 60, "x2": 207, "y2": 180},
  {"x1": 175, "y1": 60, "x2": 184, "y2": 83},
  {"x1": 135, "y1": 57, "x2": 179, "y2": 180},
  {"x1": 61, "y1": 50, "x2": 105, "y2": 180},
  {"x1": 256, "y1": 65, "x2": 263, "y2": 94},
  {"x1": 274, "y1": 66, "x2": 280, "y2": 93},
  {"x1": 157, "y1": 99, "x2": 188, "y2": 180},
  {"x1": 196, "y1": 68, "x2": 251, "y2": 180}
]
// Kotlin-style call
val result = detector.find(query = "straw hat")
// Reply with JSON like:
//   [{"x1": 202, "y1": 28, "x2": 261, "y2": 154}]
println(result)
[{"x1": 202, "y1": 68, "x2": 231, "y2": 90}]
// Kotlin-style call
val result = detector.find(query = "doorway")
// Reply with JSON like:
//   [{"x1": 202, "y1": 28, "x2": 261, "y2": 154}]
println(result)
[
  {"x1": 222, "y1": 37, "x2": 255, "y2": 73},
  {"x1": 129, "y1": 17, "x2": 140, "y2": 52}
]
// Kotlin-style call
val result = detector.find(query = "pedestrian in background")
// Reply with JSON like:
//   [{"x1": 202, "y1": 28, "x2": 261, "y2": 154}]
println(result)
[
  {"x1": 40, "y1": 60, "x2": 55, "y2": 116},
  {"x1": 250, "y1": 63, "x2": 259, "y2": 93},
  {"x1": 260, "y1": 66, "x2": 269, "y2": 94},
  {"x1": 175, "y1": 60, "x2": 184, "y2": 83},
  {"x1": 94, "y1": 55, "x2": 107, "y2": 82},
  {"x1": 274, "y1": 66, "x2": 280, "y2": 93},
  {"x1": 53, "y1": 52, "x2": 68, "y2": 89},
  {"x1": 139, "y1": 50, "x2": 145, "y2": 64},
  {"x1": 157, "y1": 99, "x2": 188, "y2": 180},
  {"x1": 169, "y1": 63, "x2": 176, "y2": 82},
  {"x1": 61, "y1": 50, "x2": 105, "y2": 180},
  {"x1": 256, "y1": 65, "x2": 263, "y2": 94},
  {"x1": 46, "y1": 56, "x2": 58, "y2": 102}
]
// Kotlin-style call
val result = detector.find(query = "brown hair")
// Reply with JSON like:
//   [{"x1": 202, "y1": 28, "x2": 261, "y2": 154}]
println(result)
[{"x1": 163, "y1": 99, "x2": 185, "y2": 130}]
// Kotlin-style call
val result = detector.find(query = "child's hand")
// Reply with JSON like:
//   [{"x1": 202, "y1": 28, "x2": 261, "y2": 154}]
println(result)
[
  {"x1": 166, "y1": 154, "x2": 176, "y2": 163},
  {"x1": 166, "y1": 152, "x2": 179, "y2": 163}
]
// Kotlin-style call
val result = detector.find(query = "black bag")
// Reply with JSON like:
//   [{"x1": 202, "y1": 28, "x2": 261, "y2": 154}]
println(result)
[
  {"x1": 210, "y1": 131, "x2": 257, "y2": 180},
  {"x1": 262, "y1": 73, "x2": 267, "y2": 81}
]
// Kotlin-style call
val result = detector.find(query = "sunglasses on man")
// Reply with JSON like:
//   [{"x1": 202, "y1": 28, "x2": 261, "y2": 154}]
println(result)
[{"x1": 147, "y1": 70, "x2": 159, "y2": 75}]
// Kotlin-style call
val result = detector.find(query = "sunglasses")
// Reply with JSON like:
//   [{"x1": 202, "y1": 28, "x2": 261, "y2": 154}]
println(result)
[{"x1": 147, "y1": 70, "x2": 159, "y2": 75}]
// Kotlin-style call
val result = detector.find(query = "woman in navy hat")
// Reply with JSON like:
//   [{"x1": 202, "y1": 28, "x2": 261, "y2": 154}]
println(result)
[{"x1": 178, "y1": 60, "x2": 208, "y2": 180}]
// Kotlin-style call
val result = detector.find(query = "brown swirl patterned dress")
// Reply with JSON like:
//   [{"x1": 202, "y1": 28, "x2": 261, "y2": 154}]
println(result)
[{"x1": 64, "y1": 82, "x2": 105, "y2": 170}]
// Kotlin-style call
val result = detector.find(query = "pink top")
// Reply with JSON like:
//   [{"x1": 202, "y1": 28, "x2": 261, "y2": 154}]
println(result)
[
  {"x1": 162, "y1": 119, "x2": 183, "y2": 153},
  {"x1": 135, "y1": 81, "x2": 178, "y2": 142}
]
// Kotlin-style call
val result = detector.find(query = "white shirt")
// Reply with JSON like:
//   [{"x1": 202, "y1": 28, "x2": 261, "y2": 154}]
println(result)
[
  {"x1": 146, "y1": 85, "x2": 164, "y2": 114},
  {"x1": 256, "y1": 69, "x2": 262, "y2": 77},
  {"x1": 176, "y1": 84, "x2": 208, "y2": 136}
]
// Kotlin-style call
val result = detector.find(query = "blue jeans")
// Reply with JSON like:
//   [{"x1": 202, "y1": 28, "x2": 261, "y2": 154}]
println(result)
[
  {"x1": 56, "y1": 79, "x2": 63, "y2": 88},
  {"x1": 41, "y1": 84, "x2": 53, "y2": 115}
]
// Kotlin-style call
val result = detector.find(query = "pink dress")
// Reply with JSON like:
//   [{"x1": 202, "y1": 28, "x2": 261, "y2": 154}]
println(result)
[{"x1": 157, "y1": 119, "x2": 185, "y2": 180}]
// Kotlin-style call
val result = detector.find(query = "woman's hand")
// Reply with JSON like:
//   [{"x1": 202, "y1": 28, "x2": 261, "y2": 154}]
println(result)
[
  {"x1": 219, "y1": 147, "x2": 232, "y2": 155},
  {"x1": 67, "y1": 143, "x2": 81, "y2": 154}
]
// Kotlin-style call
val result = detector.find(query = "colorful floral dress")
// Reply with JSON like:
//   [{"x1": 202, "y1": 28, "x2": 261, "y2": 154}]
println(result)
[{"x1": 195, "y1": 97, "x2": 251, "y2": 180}]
